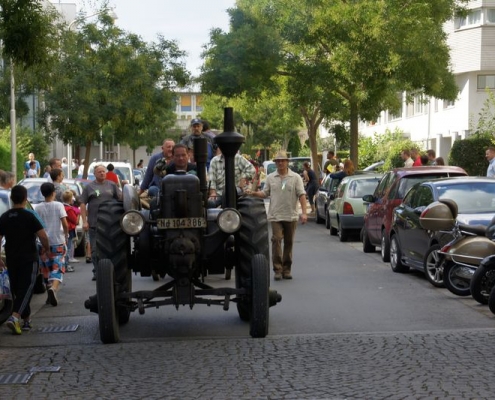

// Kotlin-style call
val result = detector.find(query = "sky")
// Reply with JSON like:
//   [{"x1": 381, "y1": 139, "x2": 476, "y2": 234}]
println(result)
[{"x1": 55, "y1": 0, "x2": 236, "y2": 76}]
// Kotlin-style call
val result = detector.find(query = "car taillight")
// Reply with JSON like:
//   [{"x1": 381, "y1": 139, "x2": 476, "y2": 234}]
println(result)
[
  {"x1": 440, "y1": 244, "x2": 451, "y2": 252},
  {"x1": 343, "y1": 202, "x2": 354, "y2": 215}
]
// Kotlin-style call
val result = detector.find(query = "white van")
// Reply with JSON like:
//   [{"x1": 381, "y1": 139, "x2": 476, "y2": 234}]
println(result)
[{"x1": 87, "y1": 161, "x2": 135, "y2": 186}]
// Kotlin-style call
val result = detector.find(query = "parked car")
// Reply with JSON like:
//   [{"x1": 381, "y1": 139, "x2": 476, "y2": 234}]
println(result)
[
  {"x1": 388, "y1": 177, "x2": 495, "y2": 287},
  {"x1": 263, "y1": 161, "x2": 276, "y2": 175},
  {"x1": 133, "y1": 169, "x2": 144, "y2": 186},
  {"x1": 315, "y1": 174, "x2": 342, "y2": 225},
  {"x1": 363, "y1": 161, "x2": 385, "y2": 171},
  {"x1": 288, "y1": 157, "x2": 311, "y2": 176},
  {"x1": 87, "y1": 160, "x2": 136, "y2": 186},
  {"x1": 327, "y1": 173, "x2": 383, "y2": 241},
  {"x1": 316, "y1": 171, "x2": 370, "y2": 226},
  {"x1": 361, "y1": 166, "x2": 468, "y2": 262},
  {"x1": 18, "y1": 178, "x2": 86, "y2": 256}
]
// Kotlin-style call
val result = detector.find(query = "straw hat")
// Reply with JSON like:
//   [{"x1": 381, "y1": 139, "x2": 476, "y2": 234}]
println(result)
[{"x1": 272, "y1": 150, "x2": 289, "y2": 161}]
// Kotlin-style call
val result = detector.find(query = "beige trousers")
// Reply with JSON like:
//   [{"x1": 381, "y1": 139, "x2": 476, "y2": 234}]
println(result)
[{"x1": 270, "y1": 221, "x2": 298, "y2": 274}]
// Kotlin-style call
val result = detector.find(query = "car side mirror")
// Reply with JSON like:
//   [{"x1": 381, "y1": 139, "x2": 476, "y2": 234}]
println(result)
[
  {"x1": 362, "y1": 194, "x2": 375, "y2": 203},
  {"x1": 134, "y1": 178, "x2": 139, "y2": 186},
  {"x1": 329, "y1": 194, "x2": 335, "y2": 200},
  {"x1": 414, "y1": 206, "x2": 426, "y2": 215}
]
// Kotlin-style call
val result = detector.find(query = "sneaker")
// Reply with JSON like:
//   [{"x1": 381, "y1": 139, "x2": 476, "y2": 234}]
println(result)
[
  {"x1": 6, "y1": 316, "x2": 21, "y2": 335},
  {"x1": 283, "y1": 272, "x2": 293, "y2": 280},
  {"x1": 86, "y1": 257, "x2": 92, "y2": 264},
  {"x1": 66, "y1": 265, "x2": 75, "y2": 272},
  {"x1": 22, "y1": 320, "x2": 32, "y2": 331},
  {"x1": 92, "y1": 273, "x2": 96, "y2": 281},
  {"x1": 47, "y1": 288, "x2": 58, "y2": 307},
  {"x1": 274, "y1": 272, "x2": 282, "y2": 281},
  {"x1": 68, "y1": 258, "x2": 79, "y2": 263}
]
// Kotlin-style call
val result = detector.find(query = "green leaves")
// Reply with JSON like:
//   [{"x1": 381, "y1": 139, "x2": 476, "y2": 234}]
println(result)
[
  {"x1": 200, "y1": 0, "x2": 462, "y2": 168},
  {"x1": 42, "y1": 13, "x2": 190, "y2": 155},
  {"x1": 0, "y1": 0, "x2": 59, "y2": 69}
]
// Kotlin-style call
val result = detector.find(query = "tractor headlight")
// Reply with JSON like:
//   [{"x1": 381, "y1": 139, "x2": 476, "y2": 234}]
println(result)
[
  {"x1": 217, "y1": 208, "x2": 241, "y2": 234},
  {"x1": 121, "y1": 210, "x2": 145, "y2": 235}
]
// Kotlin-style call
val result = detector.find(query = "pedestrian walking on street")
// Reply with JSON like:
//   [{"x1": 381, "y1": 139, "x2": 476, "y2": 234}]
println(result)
[
  {"x1": 62, "y1": 190, "x2": 80, "y2": 272},
  {"x1": 36, "y1": 183, "x2": 69, "y2": 307},
  {"x1": 79, "y1": 164, "x2": 122, "y2": 281},
  {"x1": 0, "y1": 186, "x2": 50, "y2": 334},
  {"x1": 246, "y1": 150, "x2": 307, "y2": 281},
  {"x1": 303, "y1": 161, "x2": 318, "y2": 215}
]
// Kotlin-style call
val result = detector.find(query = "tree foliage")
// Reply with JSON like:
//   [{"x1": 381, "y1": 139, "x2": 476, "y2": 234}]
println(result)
[
  {"x1": 449, "y1": 134, "x2": 493, "y2": 176},
  {"x1": 0, "y1": 0, "x2": 59, "y2": 69},
  {"x1": 41, "y1": 13, "x2": 190, "y2": 176},
  {"x1": 200, "y1": 0, "x2": 467, "y2": 174}
]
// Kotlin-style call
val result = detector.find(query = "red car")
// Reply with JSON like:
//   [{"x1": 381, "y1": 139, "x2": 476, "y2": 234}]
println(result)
[{"x1": 361, "y1": 166, "x2": 467, "y2": 262}]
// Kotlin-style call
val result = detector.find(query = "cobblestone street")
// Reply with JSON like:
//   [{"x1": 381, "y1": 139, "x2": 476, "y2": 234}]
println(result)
[{"x1": 2, "y1": 328, "x2": 495, "y2": 399}]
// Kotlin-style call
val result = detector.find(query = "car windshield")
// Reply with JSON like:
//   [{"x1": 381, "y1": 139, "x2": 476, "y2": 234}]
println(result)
[
  {"x1": 396, "y1": 174, "x2": 465, "y2": 199},
  {"x1": 288, "y1": 159, "x2": 309, "y2": 175},
  {"x1": 21, "y1": 181, "x2": 45, "y2": 204},
  {"x1": 437, "y1": 182, "x2": 495, "y2": 213},
  {"x1": 347, "y1": 179, "x2": 381, "y2": 199},
  {"x1": 89, "y1": 165, "x2": 132, "y2": 181},
  {"x1": 0, "y1": 194, "x2": 9, "y2": 216}
]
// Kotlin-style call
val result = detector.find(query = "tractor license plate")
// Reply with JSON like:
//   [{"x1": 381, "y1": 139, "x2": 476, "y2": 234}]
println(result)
[{"x1": 157, "y1": 217, "x2": 206, "y2": 229}]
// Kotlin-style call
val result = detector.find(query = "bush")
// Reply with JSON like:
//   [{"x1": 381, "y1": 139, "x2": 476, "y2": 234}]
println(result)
[{"x1": 449, "y1": 134, "x2": 493, "y2": 176}]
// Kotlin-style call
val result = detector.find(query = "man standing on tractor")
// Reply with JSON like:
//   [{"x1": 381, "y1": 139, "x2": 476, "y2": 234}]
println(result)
[
  {"x1": 246, "y1": 150, "x2": 307, "y2": 281},
  {"x1": 180, "y1": 119, "x2": 214, "y2": 168},
  {"x1": 139, "y1": 138, "x2": 175, "y2": 197}
]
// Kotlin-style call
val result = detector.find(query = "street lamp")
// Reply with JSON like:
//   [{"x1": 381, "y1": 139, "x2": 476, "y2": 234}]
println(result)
[
  {"x1": 67, "y1": 7, "x2": 118, "y2": 30},
  {"x1": 64, "y1": 7, "x2": 118, "y2": 176}
]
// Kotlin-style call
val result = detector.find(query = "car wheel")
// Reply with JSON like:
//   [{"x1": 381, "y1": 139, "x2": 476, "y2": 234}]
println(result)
[
  {"x1": 488, "y1": 285, "x2": 495, "y2": 314},
  {"x1": 423, "y1": 244, "x2": 444, "y2": 288},
  {"x1": 362, "y1": 228, "x2": 375, "y2": 253},
  {"x1": 325, "y1": 208, "x2": 330, "y2": 229},
  {"x1": 329, "y1": 214, "x2": 338, "y2": 236},
  {"x1": 315, "y1": 205, "x2": 324, "y2": 224},
  {"x1": 390, "y1": 234, "x2": 409, "y2": 273},
  {"x1": 381, "y1": 229, "x2": 390, "y2": 262},
  {"x1": 338, "y1": 219, "x2": 348, "y2": 242}
]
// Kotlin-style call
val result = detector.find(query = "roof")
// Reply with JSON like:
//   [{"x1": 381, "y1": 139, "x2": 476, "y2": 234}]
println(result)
[{"x1": 392, "y1": 166, "x2": 467, "y2": 177}]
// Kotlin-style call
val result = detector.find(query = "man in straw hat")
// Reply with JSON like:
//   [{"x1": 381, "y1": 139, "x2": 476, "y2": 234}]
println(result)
[{"x1": 246, "y1": 150, "x2": 307, "y2": 280}]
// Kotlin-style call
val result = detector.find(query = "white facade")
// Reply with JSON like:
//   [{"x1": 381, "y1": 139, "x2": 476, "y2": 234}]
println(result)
[{"x1": 357, "y1": 1, "x2": 495, "y2": 160}]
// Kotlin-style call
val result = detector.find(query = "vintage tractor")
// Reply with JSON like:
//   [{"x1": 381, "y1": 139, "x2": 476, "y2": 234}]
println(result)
[{"x1": 85, "y1": 108, "x2": 281, "y2": 343}]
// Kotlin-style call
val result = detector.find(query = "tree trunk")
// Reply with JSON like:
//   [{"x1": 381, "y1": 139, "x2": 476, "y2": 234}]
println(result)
[
  {"x1": 301, "y1": 106, "x2": 324, "y2": 180},
  {"x1": 83, "y1": 140, "x2": 92, "y2": 179},
  {"x1": 349, "y1": 100, "x2": 359, "y2": 168}
]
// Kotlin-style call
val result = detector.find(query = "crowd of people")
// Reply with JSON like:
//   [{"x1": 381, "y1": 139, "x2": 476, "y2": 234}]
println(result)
[
  {"x1": 400, "y1": 148, "x2": 445, "y2": 167},
  {"x1": 7, "y1": 122, "x2": 486, "y2": 336}
]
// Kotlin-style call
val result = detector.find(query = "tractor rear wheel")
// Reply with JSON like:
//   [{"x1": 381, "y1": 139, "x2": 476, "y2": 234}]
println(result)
[
  {"x1": 96, "y1": 201, "x2": 131, "y2": 325},
  {"x1": 250, "y1": 254, "x2": 269, "y2": 338},
  {"x1": 236, "y1": 197, "x2": 269, "y2": 322},
  {"x1": 96, "y1": 259, "x2": 119, "y2": 344}
]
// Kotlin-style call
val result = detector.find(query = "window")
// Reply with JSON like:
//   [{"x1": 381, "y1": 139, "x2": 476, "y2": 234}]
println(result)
[
  {"x1": 374, "y1": 173, "x2": 391, "y2": 198},
  {"x1": 488, "y1": 9, "x2": 495, "y2": 23},
  {"x1": 443, "y1": 99, "x2": 455, "y2": 108},
  {"x1": 478, "y1": 75, "x2": 495, "y2": 90},
  {"x1": 455, "y1": 9, "x2": 482, "y2": 29},
  {"x1": 415, "y1": 186, "x2": 434, "y2": 208},
  {"x1": 180, "y1": 95, "x2": 191, "y2": 112}
]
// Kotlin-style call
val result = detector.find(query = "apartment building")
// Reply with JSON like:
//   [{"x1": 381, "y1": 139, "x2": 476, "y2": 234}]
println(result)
[{"x1": 357, "y1": 1, "x2": 495, "y2": 159}]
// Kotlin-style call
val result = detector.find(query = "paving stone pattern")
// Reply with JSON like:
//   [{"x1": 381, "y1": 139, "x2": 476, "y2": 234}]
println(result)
[{"x1": 1, "y1": 329, "x2": 495, "y2": 399}]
